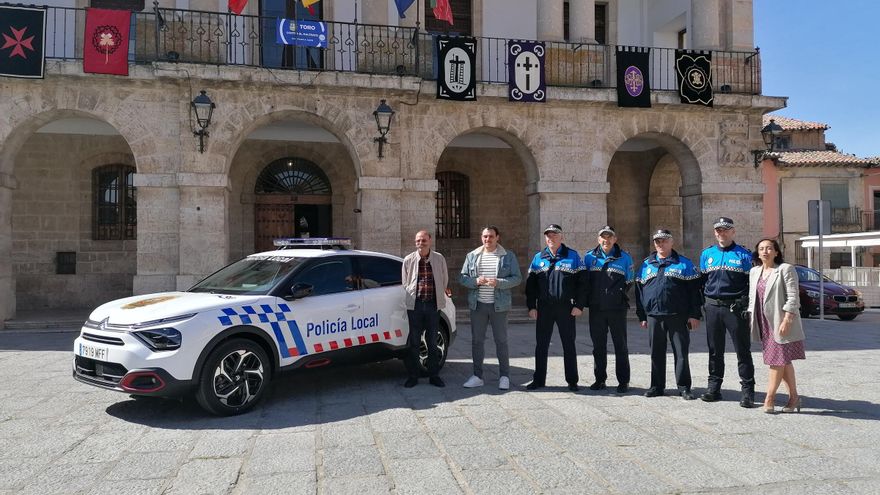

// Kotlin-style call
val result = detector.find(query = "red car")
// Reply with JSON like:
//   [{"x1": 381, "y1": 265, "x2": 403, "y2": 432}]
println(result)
[{"x1": 795, "y1": 265, "x2": 865, "y2": 321}]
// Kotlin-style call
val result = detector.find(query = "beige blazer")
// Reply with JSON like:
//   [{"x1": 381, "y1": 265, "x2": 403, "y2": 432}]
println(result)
[
  {"x1": 402, "y1": 250, "x2": 448, "y2": 310},
  {"x1": 748, "y1": 263, "x2": 805, "y2": 344}
]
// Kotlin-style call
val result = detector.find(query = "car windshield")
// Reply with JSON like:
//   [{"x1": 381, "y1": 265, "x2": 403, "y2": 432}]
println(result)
[
  {"x1": 796, "y1": 267, "x2": 830, "y2": 283},
  {"x1": 190, "y1": 256, "x2": 303, "y2": 295}
]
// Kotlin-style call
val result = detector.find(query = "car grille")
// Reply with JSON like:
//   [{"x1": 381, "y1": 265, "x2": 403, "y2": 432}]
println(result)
[
  {"x1": 82, "y1": 333, "x2": 125, "y2": 346},
  {"x1": 832, "y1": 295, "x2": 858, "y2": 303},
  {"x1": 74, "y1": 355, "x2": 128, "y2": 387}
]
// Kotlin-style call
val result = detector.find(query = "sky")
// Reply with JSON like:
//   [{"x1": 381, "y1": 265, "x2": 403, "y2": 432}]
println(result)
[{"x1": 754, "y1": 0, "x2": 878, "y2": 159}]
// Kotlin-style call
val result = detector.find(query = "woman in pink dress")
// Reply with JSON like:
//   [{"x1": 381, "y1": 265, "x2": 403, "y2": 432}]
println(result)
[{"x1": 747, "y1": 239, "x2": 805, "y2": 414}]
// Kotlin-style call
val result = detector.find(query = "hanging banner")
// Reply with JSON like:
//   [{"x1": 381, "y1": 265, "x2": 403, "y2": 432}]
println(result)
[
  {"x1": 507, "y1": 40, "x2": 545, "y2": 103},
  {"x1": 0, "y1": 5, "x2": 46, "y2": 79},
  {"x1": 84, "y1": 8, "x2": 131, "y2": 76},
  {"x1": 437, "y1": 36, "x2": 476, "y2": 101},
  {"x1": 276, "y1": 18, "x2": 327, "y2": 48},
  {"x1": 616, "y1": 46, "x2": 651, "y2": 108},
  {"x1": 675, "y1": 49, "x2": 713, "y2": 107}
]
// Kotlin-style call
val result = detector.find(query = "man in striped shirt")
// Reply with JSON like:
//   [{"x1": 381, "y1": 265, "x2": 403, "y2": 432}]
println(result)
[{"x1": 460, "y1": 226, "x2": 522, "y2": 390}]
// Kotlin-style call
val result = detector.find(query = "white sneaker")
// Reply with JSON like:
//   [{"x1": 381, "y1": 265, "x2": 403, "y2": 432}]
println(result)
[
  {"x1": 499, "y1": 376, "x2": 510, "y2": 390},
  {"x1": 463, "y1": 375, "x2": 484, "y2": 388}
]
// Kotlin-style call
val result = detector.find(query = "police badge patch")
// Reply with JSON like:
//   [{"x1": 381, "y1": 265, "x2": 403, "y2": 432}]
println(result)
[
  {"x1": 437, "y1": 36, "x2": 477, "y2": 101},
  {"x1": 508, "y1": 40, "x2": 546, "y2": 103},
  {"x1": 675, "y1": 49, "x2": 713, "y2": 107}
]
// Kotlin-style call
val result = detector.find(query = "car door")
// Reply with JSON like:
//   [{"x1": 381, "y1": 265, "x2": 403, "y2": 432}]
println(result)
[
  {"x1": 273, "y1": 256, "x2": 362, "y2": 366},
  {"x1": 356, "y1": 255, "x2": 408, "y2": 350}
]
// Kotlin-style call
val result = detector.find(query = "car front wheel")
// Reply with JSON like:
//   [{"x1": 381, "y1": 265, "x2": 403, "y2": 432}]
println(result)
[{"x1": 196, "y1": 338, "x2": 271, "y2": 416}]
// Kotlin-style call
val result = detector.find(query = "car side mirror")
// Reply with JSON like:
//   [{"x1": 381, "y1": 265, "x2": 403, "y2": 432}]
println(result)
[{"x1": 287, "y1": 283, "x2": 313, "y2": 300}]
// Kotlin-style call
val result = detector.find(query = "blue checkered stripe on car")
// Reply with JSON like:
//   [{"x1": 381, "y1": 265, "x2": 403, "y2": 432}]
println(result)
[{"x1": 217, "y1": 304, "x2": 307, "y2": 358}]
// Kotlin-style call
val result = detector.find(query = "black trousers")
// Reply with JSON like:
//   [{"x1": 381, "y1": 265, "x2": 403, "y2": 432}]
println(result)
[
  {"x1": 405, "y1": 300, "x2": 441, "y2": 379},
  {"x1": 533, "y1": 302, "x2": 578, "y2": 385},
  {"x1": 588, "y1": 309, "x2": 630, "y2": 384},
  {"x1": 704, "y1": 303, "x2": 755, "y2": 392},
  {"x1": 647, "y1": 314, "x2": 691, "y2": 390}
]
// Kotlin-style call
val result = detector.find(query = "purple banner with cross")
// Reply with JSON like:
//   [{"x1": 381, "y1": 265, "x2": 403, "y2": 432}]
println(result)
[{"x1": 507, "y1": 40, "x2": 546, "y2": 103}]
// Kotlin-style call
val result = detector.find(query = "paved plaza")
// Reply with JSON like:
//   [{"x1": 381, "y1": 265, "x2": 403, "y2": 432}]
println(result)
[{"x1": 1, "y1": 311, "x2": 879, "y2": 494}]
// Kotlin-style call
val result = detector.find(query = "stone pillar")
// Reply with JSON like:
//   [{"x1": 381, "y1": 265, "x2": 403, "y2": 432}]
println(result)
[
  {"x1": 690, "y1": 0, "x2": 722, "y2": 51},
  {"x1": 400, "y1": 178, "x2": 438, "y2": 255},
  {"x1": 0, "y1": 172, "x2": 17, "y2": 327},
  {"x1": 537, "y1": 0, "x2": 565, "y2": 42},
  {"x1": 176, "y1": 174, "x2": 230, "y2": 290},
  {"x1": 356, "y1": 176, "x2": 403, "y2": 256},
  {"x1": 728, "y1": 0, "x2": 754, "y2": 51},
  {"x1": 132, "y1": 173, "x2": 180, "y2": 295},
  {"x1": 568, "y1": 0, "x2": 596, "y2": 43},
  {"x1": 528, "y1": 180, "x2": 608, "y2": 254},
  {"x1": 361, "y1": 0, "x2": 389, "y2": 25}
]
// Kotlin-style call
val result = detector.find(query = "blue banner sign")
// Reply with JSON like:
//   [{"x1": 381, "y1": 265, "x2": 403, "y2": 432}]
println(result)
[{"x1": 276, "y1": 19, "x2": 327, "y2": 48}]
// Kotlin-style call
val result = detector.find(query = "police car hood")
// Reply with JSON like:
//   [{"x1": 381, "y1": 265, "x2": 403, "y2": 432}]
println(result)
[{"x1": 89, "y1": 291, "x2": 264, "y2": 326}]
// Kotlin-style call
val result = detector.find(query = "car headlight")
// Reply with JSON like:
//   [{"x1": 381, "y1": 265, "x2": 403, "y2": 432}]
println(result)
[
  {"x1": 133, "y1": 328, "x2": 182, "y2": 351},
  {"x1": 854, "y1": 290, "x2": 863, "y2": 299},
  {"x1": 805, "y1": 290, "x2": 820, "y2": 299}
]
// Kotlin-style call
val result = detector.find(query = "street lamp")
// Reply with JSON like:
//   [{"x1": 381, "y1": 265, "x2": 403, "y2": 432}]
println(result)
[
  {"x1": 191, "y1": 90, "x2": 215, "y2": 154},
  {"x1": 373, "y1": 99, "x2": 395, "y2": 159},
  {"x1": 753, "y1": 118, "x2": 783, "y2": 168}
]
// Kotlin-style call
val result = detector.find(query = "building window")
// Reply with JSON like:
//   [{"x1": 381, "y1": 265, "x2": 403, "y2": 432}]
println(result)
[
  {"x1": 255, "y1": 158, "x2": 331, "y2": 195},
  {"x1": 774, "y1": 135, "x2": 791, "y2": 150},
  {"x1": 424, "y1": 0, "x2": 472, "y2": 36},
  {"x1": 260, "y1": 0, "x2": 323, "y2": 69},
  {"x1": 436, "y1": 171, "x2": 470, "y2": 239},
  {"x1": 563, "y1": 1, "x2": 570, "y2": 41},
  {"x1": 595, "y1": 3, "x2": 607, "y2": 44},
  {"x1": 677, "y1": 29, "x2": 687, "y2": 49},
  {"x1": 93, "y1": 165, "x2": 136, "y2": 240}
]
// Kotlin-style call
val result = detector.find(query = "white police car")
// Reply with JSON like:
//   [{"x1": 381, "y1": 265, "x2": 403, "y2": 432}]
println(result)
[{"x1": 73, "y1": 238, "x2": 457, "y2": 415}]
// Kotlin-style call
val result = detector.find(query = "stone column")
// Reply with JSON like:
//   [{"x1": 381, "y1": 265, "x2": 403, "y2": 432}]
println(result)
[
  {"x1": 690, "y1": 0, "x2": 722, "y2": 51},
  {"x1": 176, "y1": 173, "x2": 230, "y2": 290},
  {"x1": 0, "y1": 172, "x2": 17, "y2": 327},
  {"x1": 400, "y1": 178, "x2": 437, "y2": 255},
  {"x1": 728, "y1": 0, "x2": 754, "y2": 51},
  {"x1": 132, "y1": 173, "x2": 180, "y2": 295},
  {"x1": 528, "y1": 180, "x2": 609, "y2": 253},
  {"x1": 537, "y1": 0, "x2": 565, "y2": 42},
  {"x1": 361, "y1": 0, "x2": 389, "y2": 25},
  {"x1": 356, "y1": 176, "x2": 403, "y2": 256},
  {"x1": 568, "y1": 0, "x2": 596, "y2": 43}
]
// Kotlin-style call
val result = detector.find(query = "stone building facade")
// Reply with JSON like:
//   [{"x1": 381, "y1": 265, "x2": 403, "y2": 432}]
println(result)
[{"x1": 0, "y1": 0, "x2": 784, "y2": 325}]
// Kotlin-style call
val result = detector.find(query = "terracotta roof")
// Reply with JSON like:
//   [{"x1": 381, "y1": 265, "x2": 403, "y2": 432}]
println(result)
[
  {"x1": 770, "y1": 150, "x2": 876, "y2": 168},
  {"x1": 763, "y1": 115, "x2": 829, "y2": 131}
]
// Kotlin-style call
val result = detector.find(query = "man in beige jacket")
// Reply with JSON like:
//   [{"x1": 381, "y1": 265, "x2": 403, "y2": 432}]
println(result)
[{"x1": 401, "y1": 230, "x2": 449, "y2": 388}]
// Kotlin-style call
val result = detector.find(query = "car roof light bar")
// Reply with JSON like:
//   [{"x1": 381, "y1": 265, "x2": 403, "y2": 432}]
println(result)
[{"x1": 272, "y1": 238, "x2": 353, "y2": 250}]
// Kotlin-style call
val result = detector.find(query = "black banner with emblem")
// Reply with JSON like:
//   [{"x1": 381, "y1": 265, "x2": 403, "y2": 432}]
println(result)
[
  {"x1": 507, "y1": 40, "x2": 545, "y2": 103},
  {"x1": 675, "y1": 50, "x2": 713, "y2": 107},
  {"x1": 0, "y1": 6, "x2": 46, "y2": 79},
  {"x1": 616, "y1": 47, "x2": 651, "y2": 108},
  {"x1": 437, "y1": 36, "x2": 476, "y2": 101}
]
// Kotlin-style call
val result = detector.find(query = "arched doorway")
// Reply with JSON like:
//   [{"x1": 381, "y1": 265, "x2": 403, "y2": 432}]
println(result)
[
  {"x1": 607, "y1": 133, "x2": 702, "y2": 262},
  {"x1": 253, "y1": 157, "x2": 332, "y2": 252}
]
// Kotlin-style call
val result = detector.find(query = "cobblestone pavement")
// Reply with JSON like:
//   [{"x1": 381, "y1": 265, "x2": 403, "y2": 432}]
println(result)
[{"x1": 1, "y1": 311, "x2": 879, "y2": 494}]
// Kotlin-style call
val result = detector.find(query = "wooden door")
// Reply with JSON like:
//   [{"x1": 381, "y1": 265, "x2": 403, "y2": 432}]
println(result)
[{"x1": 254, "y1": 204, "x2": 295, "y2": 252}]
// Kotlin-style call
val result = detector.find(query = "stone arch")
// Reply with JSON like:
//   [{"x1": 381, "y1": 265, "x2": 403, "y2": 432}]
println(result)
[
  {"x1": 605, "y1": 131, "x2": 704, "y2": 261},
  {"x1": 1, "y1": 112, "x2": 138, "y2": 322},
  {"x1": 226, "y1": 110, "x2": 361, "y2": 260}
]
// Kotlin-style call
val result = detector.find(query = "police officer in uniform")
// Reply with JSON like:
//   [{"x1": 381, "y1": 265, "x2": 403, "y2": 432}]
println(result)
[
  {"x1": 525, "y1": 224, "x2": 587, "y2": 391},
  {"x1": 699, "y1": 217, "x2": 756, "y2": 407},
  {"x1": 635, "y1": 229, "x2": 702, "y2": 400},
  {"x1": 583, "y1": 226, "x2": 634, "y2": 393}
]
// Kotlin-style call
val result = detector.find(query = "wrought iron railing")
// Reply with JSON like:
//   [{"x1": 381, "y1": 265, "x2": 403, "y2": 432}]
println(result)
[
  {"x1": 863, "y1": 209, "x2": 880, "y2": 231},
  {"x1": 31, "y1": 5, "x2": 760, "y2": 94},
  {"x1": 831, "y1": 207, "x2": 862, "y2": 228}
]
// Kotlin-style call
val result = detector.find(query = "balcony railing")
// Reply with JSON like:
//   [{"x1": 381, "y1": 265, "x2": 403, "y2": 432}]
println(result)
[
  {"x1": 31, "y1": 5, "x2": 760, "y2": 94},
  {"x1": 864, "y1": 209, "x2": 880, "y2": 231},
  {"x1": 831, "y1": 207, "x2": 862, "y2": 229}
]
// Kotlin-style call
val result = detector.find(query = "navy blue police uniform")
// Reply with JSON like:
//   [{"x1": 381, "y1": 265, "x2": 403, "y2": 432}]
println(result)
[
  {"x1": 700, "y1": 223, "x2": 755, "y2": 405},
  {"x1": 525, "y1": 243, "x2": 587, "y2": 389},
  {"x1": 635, "y1": 243, "x2": 702, "y2": 397},
  {"x1": 584, "y1": 241, "x2": 634, "y2": 389}
]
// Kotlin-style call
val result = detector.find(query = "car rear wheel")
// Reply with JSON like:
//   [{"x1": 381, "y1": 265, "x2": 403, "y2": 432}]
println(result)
[
  {"x1": 418, "y1": 322, "x2": 449, "y2": 376},
  {"x1": 196, "y1": 338, "x2": 271, "y2": 416},
  {"x1": 838, "y1": 314, "x2": 858, "y2": 321}
]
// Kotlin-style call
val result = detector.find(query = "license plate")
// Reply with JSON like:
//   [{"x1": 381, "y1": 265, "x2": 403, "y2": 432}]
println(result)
[
  {"x1": 838, "y1": 302, "x2": 858, "y2": 308},
  {"x1": 78, "y1": 342, "x2": 110, "y2": 362}
]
